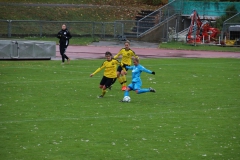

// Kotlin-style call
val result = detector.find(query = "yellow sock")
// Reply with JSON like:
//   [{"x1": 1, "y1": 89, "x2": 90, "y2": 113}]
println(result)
[
  {"x1": 117, "y1": 77, "x2": 123, "y2": 85},
  {"x1": 122, "y1": 75, "x2": 127, "y2": 86},
  {"x1": 102, "y1": 89, "x2": 106, "y2": 97}
]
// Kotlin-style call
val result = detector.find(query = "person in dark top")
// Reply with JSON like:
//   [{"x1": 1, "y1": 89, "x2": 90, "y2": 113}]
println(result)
[{"x1": 57, "y1": 24, "x2": 72, "y2": 64}]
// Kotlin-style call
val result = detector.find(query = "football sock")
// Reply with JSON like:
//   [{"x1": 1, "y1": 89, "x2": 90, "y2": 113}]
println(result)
[
  {"x1": 122, "y1": 75, "x2": 127, "y2": 86},
  {"x1": 137, "y1": 88, "x2": 150, "y2": 94},
  {"x1": 117, "y1": 77, "x2": 123, "y2": 85},
  {"x1": 124, "y1": 90, "x2": 129, "y2": 97},
  {"x1": 102, "y1": 89, "x2": 106, "y2": 97}
]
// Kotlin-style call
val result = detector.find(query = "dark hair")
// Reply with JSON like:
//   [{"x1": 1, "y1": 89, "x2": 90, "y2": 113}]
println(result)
[{"x1": 105, "y1": 51, "x2": 112, "y2": 56}]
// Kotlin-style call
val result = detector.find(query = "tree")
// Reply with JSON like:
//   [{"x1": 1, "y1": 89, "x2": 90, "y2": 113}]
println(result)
[{"x1": 215, "y1": 5, "x2": 238, "y2": 30}]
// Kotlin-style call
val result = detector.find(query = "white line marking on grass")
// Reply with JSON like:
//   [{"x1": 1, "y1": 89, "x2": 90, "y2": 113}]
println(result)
[{"x1": 0, "y1": 106, "x2": 238, "y2": 124}]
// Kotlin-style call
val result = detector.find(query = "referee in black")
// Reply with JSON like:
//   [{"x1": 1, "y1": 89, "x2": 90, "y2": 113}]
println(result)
[{"x1": 57, "y1": 24, "x2": 72, "y2": 64}]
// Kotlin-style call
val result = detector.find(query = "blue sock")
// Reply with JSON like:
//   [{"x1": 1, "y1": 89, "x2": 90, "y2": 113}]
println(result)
[
  {"x1": 124, "y1": 90, "x2": 129, "y2": 97},
  {"x1": 137, "y1": 88, "x2": 150, "y2": 94}
]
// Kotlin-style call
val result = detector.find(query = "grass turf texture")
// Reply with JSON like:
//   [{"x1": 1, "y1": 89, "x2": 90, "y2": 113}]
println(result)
[
  {"x1": 0, "y1": 58, "x2": 240, "y2": 159},
  {"x1": 0, "y1": 4, "x2": 159, "y2": 21},
  {"x1": 0, "y1": 0, "x2": 166, "y2": 5},
  {"x1": 0, "y1": 5, "x2": 135, "y2": 21},
  {"x1": 160, "y1": 42, "x2": 240, "y2": 52},
  {"x1": 1, "y1": 37, "x2": 99, "y2": 46},
  {"x1": 25, "y1": 37, "x2": 99, "y2": 46}
]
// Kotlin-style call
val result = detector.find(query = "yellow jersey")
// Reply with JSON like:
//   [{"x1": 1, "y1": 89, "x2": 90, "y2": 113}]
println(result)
[
  {"x1": 114, "y1": 48, "x2": 138, "y2": 65},
  {"x1": 92, "y1": 59, "x2": 125, "y2": 78}
]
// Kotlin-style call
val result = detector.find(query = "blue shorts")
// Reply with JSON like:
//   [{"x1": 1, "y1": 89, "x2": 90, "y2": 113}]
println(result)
[{"x1": 128, "y1": 82, "x2": 142, "y2": 91}]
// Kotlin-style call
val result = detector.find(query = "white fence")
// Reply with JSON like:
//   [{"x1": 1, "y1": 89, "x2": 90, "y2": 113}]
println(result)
[{"x1": 0, "y1": 40, "x2": 56, "y2": 59}]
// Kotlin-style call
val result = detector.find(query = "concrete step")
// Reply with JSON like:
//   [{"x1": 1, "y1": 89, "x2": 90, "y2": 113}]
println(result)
[
  {"x1": 135, "y1": 22, "x2": 155, "y2": 27},
  {"x1": 140, "y1": 10, "x2": 154, "y2": 14}
]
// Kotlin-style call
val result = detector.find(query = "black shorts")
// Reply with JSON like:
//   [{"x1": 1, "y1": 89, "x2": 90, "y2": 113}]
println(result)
[
  {"x1": 100, "y1": 76, "x2": 116, "y2": 88},
  {"x1": 117, "y1": 64, "x2": 129, "y2": 72}
]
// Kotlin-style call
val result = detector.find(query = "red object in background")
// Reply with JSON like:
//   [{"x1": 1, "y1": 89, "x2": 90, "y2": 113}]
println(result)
[{"x1": 186, "y1": 10, "x2": 220, "y2": 44}]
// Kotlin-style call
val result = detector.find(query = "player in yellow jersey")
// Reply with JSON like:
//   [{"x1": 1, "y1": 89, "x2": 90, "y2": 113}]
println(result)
[
  {"x1": 114, "y1": 41, "x2": 139, "y2": 91},
  {"x1": 90, "y1": 51, "x2": 126, "y2": 98}
]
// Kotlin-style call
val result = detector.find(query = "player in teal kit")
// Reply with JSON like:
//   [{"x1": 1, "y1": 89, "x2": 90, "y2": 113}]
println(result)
[{"x1": 120, "y1": 58, "x2": 156, "y2": 102}]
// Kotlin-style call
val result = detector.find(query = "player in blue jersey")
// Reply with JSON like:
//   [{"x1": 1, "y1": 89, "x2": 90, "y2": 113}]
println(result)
[{"x1": 120, "y1": 58, "x2": 156, "y2": 102}]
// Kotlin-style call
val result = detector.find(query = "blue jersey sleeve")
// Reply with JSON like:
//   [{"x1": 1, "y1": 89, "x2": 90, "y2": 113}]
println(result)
[
  {"x1": 126, "y1": 66, "x2": 134, "y2": 70},
  {"x1": 139, "y1": 65, "x2": 152, "y2": 74}
]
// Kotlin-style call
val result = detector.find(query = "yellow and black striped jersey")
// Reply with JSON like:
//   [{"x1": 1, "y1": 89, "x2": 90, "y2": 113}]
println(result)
[
  {"x1": 92, "y1": 59, "x2": 125, "y2": 78},
  {"x1": 114, "y1": 48, "x2": 138, "y2": 65}
]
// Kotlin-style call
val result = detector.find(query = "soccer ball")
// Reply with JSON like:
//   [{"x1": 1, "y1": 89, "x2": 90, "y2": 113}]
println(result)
[{"x1": 123, "y1": 96, "x2": 131, "y2": 102}]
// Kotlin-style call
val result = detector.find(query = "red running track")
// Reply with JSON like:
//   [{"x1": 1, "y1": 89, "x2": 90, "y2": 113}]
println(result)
[{"x1": 55, "y1": 45, "x2": 240, "y2": 59}]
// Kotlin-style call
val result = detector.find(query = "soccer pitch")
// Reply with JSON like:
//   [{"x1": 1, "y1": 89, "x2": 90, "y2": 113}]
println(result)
[{"x1": 0, "y1": 58, "x2": 239, "y2": 159}]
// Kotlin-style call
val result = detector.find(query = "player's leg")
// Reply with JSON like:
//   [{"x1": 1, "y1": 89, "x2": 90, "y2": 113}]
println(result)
[
  {"x1": 123, "y1": 83, "x2": 133, "y2": 97},
  {"x1": 62, "y1": 47, "x2": 70, "y2": 62},
  {"x1": 120, "y1": 64, "x2": 129, "y2": 91},
  {"x1": 121, "y1": 70, "x2": 127, "y2": 90},
  {"x1": 100, "y1": 77, "x2": 114, "y2": 98},
  {"x1": 117, "y1": 66, "x2": 124, "y2": 88},
  {"x1": 108, "y1": 78, "x2": 117, "y2": 90},
  {"x1": 104, "y1": 78, "x2": 116, "y2": 89},
  {"x1": 59, "y1": 45, "x2": 65, "y2": 64},
  {"x1": 135, "y1": 82, "x2": 156, "y2": 94},
  {"x1": 120, "y1": 83, "x2": 133, "y2": 102},
  {"x1": 63, "y1": 47, "x2": 70, "y2": 64},
  {"x1": 98, "y1": 76, "x2": 107, "y2": 98}
]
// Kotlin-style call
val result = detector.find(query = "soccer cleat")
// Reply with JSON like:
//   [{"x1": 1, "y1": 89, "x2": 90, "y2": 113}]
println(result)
[
  {"x1": 121, "y1": 86, "x2": 127, "y2": 91},
  {"x1": 98, "y1": 95, "x2": 104, "y2": 98},
  {"x1": 149, "y1": 87, "x2": 156, "y2": 93},
  {"x1": 67, "y1": 58, "x2": 70, "y2": 64},
  {"x1": 61, "y1": 62, "x2": 64, "y2": 65},
  {"x1": 119, "y1": 99, "x2": 130, "y2": 103}
]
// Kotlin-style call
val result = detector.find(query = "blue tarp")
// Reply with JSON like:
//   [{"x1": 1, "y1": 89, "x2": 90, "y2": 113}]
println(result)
[{"x1": 169, "y1": 0, "x2": 240, "y2": 17}]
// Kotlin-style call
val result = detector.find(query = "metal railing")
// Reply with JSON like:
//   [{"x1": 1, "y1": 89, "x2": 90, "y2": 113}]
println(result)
[
  {"x1": 0, "y1": 0, "x2": 182, "y2": 40},
  {"x1": 1, "y1": 0, "x2": 239, "y2": 43},
  {"x1": 221, "y1": 12, "x2": 240, "y2": 44},
  {"x1": 137, "y1": 0, "x2": 181, "y2": 37},
  {"x1": 0, "y1": 20, "x2": 124, "y2": 38},
  {"x1": 115, "y1": 0, "x2": 182, "y2": 38}
]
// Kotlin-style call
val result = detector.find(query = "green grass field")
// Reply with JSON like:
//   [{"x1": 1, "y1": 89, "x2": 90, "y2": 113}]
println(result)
[
  {"x1": 160, "y1": 42, "x2": 240, "y2": 52},
  {"x1": 1, "y1": 37, "x2": 99, "y2": 46},
  {"x1": 0, "y1": 58, "x2": 240, "y2": 159},
  {"x1": 0, "y1": 2, "x2": 159, "y2": 21},
  {"x1": 24, "y1": 37, "x2": 100, "y2": 46}
]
